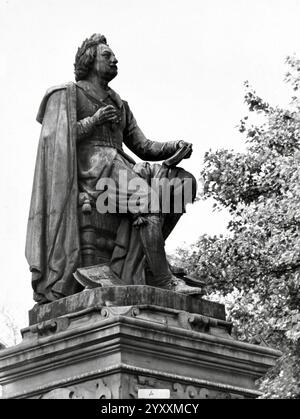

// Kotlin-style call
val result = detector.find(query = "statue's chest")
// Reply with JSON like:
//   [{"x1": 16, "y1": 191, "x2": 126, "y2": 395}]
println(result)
[{"x1": 76, "y1": 89, "x2": 126, "y2": 133}]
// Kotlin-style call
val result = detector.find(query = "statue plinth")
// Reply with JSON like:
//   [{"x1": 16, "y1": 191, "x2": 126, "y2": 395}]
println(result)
[{"x1": 0, "y1": 286, "x2": 281, "y2": 399}]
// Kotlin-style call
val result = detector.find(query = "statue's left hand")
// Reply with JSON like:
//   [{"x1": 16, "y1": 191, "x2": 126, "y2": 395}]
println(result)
[{"x1": 178, "y1": 140, "x2": 193, "y2": 158}]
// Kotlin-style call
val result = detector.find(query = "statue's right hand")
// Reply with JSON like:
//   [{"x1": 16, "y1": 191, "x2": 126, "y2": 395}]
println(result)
[{"x1": 92, "y1": 105, "x2": 119, "y2": 125}]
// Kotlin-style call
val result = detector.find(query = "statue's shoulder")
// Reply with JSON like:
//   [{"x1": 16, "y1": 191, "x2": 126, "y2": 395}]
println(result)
[
  {"x1": 37, "y1": 82, "x2": 75, "y2": 123},
  {"x1": 44, "y1": 82, "x2": 69, "y2": 96}
]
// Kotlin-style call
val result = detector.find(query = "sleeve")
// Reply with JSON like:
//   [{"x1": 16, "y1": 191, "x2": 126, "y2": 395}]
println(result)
[
  {"x1": 77, "y1": 116, "x2": 96, "y2": 141},
  {"x1": 123, "y1": 101, "x2": 179, "y2": 161}
]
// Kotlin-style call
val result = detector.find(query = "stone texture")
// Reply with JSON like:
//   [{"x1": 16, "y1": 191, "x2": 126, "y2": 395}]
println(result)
[
  {"x1": 0, "y1": 286, "x2": 281, "y2": 399},
  {"x1": 26, "y1": 35, "x2": 199, "y2": 304},
  {"x1": 28, "y1": 286, "x2": 226, "y2": 325}
]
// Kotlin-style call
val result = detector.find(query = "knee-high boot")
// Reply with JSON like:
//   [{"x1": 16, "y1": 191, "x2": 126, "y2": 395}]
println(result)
[
  {"x1": 138, "y1": 215, "x2": 203, "y2": 294},
  {"x1": 138, "y1": 215, "x2": 172, "y2": 287}
]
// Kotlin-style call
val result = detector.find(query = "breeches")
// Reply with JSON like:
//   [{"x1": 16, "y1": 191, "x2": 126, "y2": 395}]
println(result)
[{"x1": 94, "y1": 158, "x2": 197, "y2": 216}]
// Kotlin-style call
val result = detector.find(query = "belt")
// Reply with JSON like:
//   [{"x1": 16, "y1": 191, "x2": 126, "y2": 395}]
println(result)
[{"x1": 83, "y1": 138, "x2": 136, "y2": 165}]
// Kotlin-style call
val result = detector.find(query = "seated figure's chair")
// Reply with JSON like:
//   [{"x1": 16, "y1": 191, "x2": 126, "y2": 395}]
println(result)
[
  {"x1": 77, "y1": 193, "x2": 205, "y2": 292},
  {"x1": 78, "y1": 193, "x2": 121, "y2": 267}
]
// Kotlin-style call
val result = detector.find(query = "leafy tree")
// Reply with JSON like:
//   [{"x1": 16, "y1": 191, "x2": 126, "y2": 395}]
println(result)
[
  {"x1": 0, "y1": 305, "x2": 21, "y2": 347},
  {"x1": 176, "y1": 56, "x2": 300, "y2": 399}
]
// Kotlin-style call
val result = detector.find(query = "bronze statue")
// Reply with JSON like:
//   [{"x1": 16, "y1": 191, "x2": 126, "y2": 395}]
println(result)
[{"x1": 26, "y1": 34, "x2": 201, "y2": 304}]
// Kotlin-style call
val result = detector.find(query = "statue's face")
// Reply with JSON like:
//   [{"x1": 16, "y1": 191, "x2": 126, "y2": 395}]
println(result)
[{"x1": 93, "y1": 44, "x2": 118, "y2": 82}]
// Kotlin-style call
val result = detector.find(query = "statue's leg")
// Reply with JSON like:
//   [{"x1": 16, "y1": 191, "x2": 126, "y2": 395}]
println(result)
[
  {"x1": 159, "y1": 166, "x2": 197, "y2": 239},
  {"x1": 131, "y1": 163, "x2": 201, "y2": 294},
  {"x1": 162, "y1": 213, "x2": 182, "y2": 240},
  {"x1": 138, "y1": 214, "x2": 173, "y2": 286}
]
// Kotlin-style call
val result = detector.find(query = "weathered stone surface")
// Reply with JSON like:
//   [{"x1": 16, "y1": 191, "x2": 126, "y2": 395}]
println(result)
[
  {"x1": 40, "y1": 378, "x2": 112, "y2": 399},
  {"x1": 0, "y1": 292, "x2": 281, "y2": 399},
  {"x1": 28, "y1": 286, "x2": 226, "y2": 325},
  {"x1": 23, "y1": 304, "x2": 232, "y2": 343},
  {"x1": 26, "y1": 34, "x2": 200, "y2": 304}
]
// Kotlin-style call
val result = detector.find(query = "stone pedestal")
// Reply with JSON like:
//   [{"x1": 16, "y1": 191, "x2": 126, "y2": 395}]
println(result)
[{"x1": 0, "y1": 286, "x2": 281, "y2": 399}]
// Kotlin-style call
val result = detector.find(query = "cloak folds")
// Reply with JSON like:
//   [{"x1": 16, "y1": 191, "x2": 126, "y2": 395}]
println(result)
[
  {"x1": 25, "y1": 82, "x2": 195, "y2": 303},
  {"x1": 26, "y1": 82, "x2": 147, "y2": 304},
  {"x1": 26, "y1": 83, "x2": 81, "y2": 303}
]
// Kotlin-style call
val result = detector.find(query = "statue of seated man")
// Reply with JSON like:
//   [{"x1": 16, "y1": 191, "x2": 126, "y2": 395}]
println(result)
[{"x1": 26, "y1": 34, "x2": 200, "y2": 304}]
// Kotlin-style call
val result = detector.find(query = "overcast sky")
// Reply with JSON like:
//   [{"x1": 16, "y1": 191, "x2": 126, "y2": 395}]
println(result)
[{"x1": 1, "y1": 0, "x2": 300, "y2": 331}]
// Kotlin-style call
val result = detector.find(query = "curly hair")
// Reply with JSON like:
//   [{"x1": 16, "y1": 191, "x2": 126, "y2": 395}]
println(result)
[{"x1": 74, "y1": 34, "x2": 108, "y2": 82}]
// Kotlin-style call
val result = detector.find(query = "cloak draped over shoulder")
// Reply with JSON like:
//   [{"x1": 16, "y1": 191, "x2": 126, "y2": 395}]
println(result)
[
  {"x1": 26, "y1": 82, "x2": 196, "y2": 304},
  {"x1": 25, "y1": 83, "x2": 81, "y2": 303}
]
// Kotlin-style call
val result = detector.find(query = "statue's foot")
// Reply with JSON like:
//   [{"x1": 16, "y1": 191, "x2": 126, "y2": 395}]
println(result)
[
  {"x1": 160, "y1": 276, "x2": 204, "y2": 295},
  {"x1": 73, "y1": 264, "x2": 122, "y2": 289},
  {"x1": 168, "y1": 263, "x2": 206, "y2": 288}
]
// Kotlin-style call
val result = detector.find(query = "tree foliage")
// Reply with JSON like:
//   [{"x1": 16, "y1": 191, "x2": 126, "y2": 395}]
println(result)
[
  {"x1": 0, "y1": 304, "x2": 20, "y2": 347},
  {"x1": 176, "y1": 56, "x2": 300, "y2": 398}
]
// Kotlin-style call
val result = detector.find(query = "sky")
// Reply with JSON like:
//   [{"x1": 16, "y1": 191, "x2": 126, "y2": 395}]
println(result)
[{"x1": 0, "y1": 0, "x2": 300, "y2": 336}]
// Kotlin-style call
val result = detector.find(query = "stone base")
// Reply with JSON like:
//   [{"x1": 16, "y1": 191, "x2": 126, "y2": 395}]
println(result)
[{"x1": 0, "y1": 286, "x2": 281, "y2": 399}]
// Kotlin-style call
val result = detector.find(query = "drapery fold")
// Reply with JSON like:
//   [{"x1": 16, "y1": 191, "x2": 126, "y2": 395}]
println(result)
[{"x1": 25, "y1": 83, "x2": 81, "y2": 303}]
